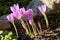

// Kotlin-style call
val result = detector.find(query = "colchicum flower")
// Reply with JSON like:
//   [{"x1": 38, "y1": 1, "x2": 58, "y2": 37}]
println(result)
[
  {"x1": 13, "y1": 7, "x2": 26, "y2": 19},
  {"x1": 25, "y1": 9, "x2": 39, "y2": 36},
  {"x1": 7, "y1": 13, "x2": 14, "y2": 23},
  {"x1": 25, "y1": 9, "x2": 33, "y2": 25},
  {"x1": 7, "y1": 13, "x2": 18, "y2": 39},
  {"x1": 10, "y1": 4, "x2": 22, "y2": 19},
  {"x1": 10, "y1": 4, "x2": 19, "y2": 13},
  {"x1": 19, "y1": 7, "x2": 26, "y2": 17},
  {"x1": 7, "y1": 4, "x2": 20, "y2": 38},
  {"x1": 12, "y1": 12, "x2": 22, "y2": 19},
  {"x1": 38, "y1": 4, "x2": 49, "y2": 28},
  {"x1": 38, "y1": 4, "x2": 46, "y2": 13},
  {"x1": 23, "y1": 9, "x2": 34, "y2": 35}
]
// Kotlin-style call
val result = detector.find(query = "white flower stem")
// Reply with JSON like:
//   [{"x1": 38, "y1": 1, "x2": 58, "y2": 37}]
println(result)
[
  {"x1": 33, "y1": 21, "x2": 40, "y2": 35},
  {"x1": 25, "y1": 20, "x2": 32, "y2": 35},
  {"x1": 20, "y1": 19, "x2": 29, "y2": 34},
  {"x1": 42, "y1": 13, "x2": 49, "y2": 28},
  {"x1": 31, "y1": 20, "x2": 39, "y2": 36},
  {"x1": 38, "y1": 22, "x2": 42, "y2": 35},
  {"x1": 12, "y1": 22, "x2": 18, "y2": 39},
  {"x1": 31, "y1": 23, "x2": 37, "y2": 36}
]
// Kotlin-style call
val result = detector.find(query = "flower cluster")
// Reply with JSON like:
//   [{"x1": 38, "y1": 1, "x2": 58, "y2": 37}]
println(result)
[
  {"x1": 7, "y1": 4, "x2": 49, "y2": 37},
  {"x1": 7, "y1": 4, "x2": 33, "y2": 25}
]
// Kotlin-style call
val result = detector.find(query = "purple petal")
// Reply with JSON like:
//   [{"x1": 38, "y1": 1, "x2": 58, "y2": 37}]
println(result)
[
  {"x1": 7, "y1": 13, "x2": 14, "y2": 22},
  {"x1": 12, "y1": 7, "x2": 26, "y2": 19},
  {"x1": 26, "y1": 9, "x2": 33, "y2": 24},
  {"x1": 12, "y1": 12, "x2": 22, "y2": 19},
  {"x1": 38, "y1": 5, "x2": 46, "y2": 13},
  {"x1": 19, "y1": 7, "x2": 26, "y2": 17},
  {"x1": 10, "y1": 4, "x2": 19, "y2": 13}
]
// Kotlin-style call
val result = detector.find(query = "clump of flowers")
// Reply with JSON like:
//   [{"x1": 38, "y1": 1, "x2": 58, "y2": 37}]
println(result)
[{"x1": 7, "y1": 3, "x2": 49, "y2": 38}]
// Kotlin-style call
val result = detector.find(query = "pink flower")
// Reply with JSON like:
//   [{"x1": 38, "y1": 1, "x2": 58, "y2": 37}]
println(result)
[
  {"x1": 38, "y1": 4, "x2": 46, "y2": 13},
  {"x1": 12, "y1": 7, "x2": 26, "y2": 19},
  {"x1": 7, "y1": 13, "x2": 14, "y2": 22},
  {"x1": 19, "y1": 7, "x2": 26, "y2": 17},
  {"x1": 12, "y1": 12, "x2": 21, "y2": 19},
  {"x1": 10, "y1": 4, "x2": 19, "y2": 13},
  {"x1": 10, "y1": 4, "x2": 25, "y2": 19},
  {"x1": 25, "y1": 9, "x2": 33, "y2": 25}
]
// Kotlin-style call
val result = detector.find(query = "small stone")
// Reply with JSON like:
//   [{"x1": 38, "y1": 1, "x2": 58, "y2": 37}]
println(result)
[{"x1": 0, "y1": 20, "x2": 11, "y2": 30}]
